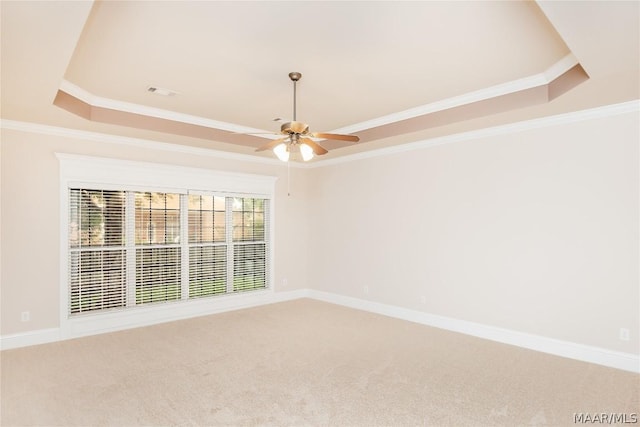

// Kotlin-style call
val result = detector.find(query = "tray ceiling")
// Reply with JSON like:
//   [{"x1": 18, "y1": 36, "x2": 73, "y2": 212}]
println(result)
[{"x1": 1, "y1": 1, "x2": 638, "y2": 161}]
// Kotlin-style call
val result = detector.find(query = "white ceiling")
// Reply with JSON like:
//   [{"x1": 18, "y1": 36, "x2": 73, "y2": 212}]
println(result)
[{"x1": 1, "y1": 1, "x2": 638, "y2": 161}]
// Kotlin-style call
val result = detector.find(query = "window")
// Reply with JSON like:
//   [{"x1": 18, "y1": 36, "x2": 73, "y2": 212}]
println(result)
[
  {"x1": 232, "y1": 198, "x2": 268, "y2": 292},
  {"x1": 135, "y1": 192, "x2": 182, "y2": 305},
  {"x1": 68, "y1": 189, "x2": 270, "y2": 316},
  {"x1": 188, "y1": 194, "x2": 227, "y2": 298},
  {"x1": 69, "y1": 189, "x2": 126, "y2": 314}
]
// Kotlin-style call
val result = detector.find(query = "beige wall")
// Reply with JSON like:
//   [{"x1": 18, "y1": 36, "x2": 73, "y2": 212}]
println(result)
[
  {"x1": 307, "y1": 111, "x2": 639, "y2": 354},
  {"x1": 1, "y1": 110, "x2": 638, "y2": 356},
  {"x1": 0, "y1": 129, "x2": 310, "y2": 335}
]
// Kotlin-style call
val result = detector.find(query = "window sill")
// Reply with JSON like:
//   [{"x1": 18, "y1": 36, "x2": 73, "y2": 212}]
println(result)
[{"x1": 63, "y1": 288, "x2": 275, "y2": 339}]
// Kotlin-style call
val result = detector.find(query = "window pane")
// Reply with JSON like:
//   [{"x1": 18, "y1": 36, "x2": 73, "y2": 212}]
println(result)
[
  {"x1": 233, "y1": 243, "x2": 266, "y2": 292},
  {"x1": 188, "y1": 210, "x2": 203, "y2": 242},
  {"x1": 232, "y1": 211, "x2": 244, "y2": 241},
  {"x1": 164, "y1": 193, "x2": 180, "y2": 210},
  {"x1": 69, "y1": 249, "x2": 126, "y2": 314},
  {"x1": 232, "y1": 197, "x2": 267, "y2": 242},
  {"x1": 253, "y1": 212, "x2": 265, "y2": 240},
  {"x1": 213, "y1": 196, "x2": 225, "y2": 211},
  {"x1": 69, "y1": 189, "x2": 125, "y2": 247},
  {"x1": 135, "y1": 192, "x2": 181, "y2": 245},
  {"x1": 136, "y1": 247, "x2": 181, "y2": 304},
  {"x1": 189, "y1": 245, "x2": 227, "y2": 298},
  {"x1": 214, "y1": 211, "x2": 226, "y2": 241},
  {"x1": 188, "y1": 195, "x2": 225, "y2": 243}
]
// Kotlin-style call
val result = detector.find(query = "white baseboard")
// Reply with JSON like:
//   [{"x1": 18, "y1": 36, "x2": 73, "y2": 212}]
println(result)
[
  {"x1": 2, "y1": 288, "x2": 637, "y2": 374},
  {"x1": 0, "y1": 289, "x2": 309, "y2": 351},
  {"x1": 0, "y1": 328, "x2": 61, "y2": 351},
  {"x1": 307, "y1": 290, "x2": 640, "y2": 374},
  {"x1": 61, "y1": 288, "x2": 309, "y2": 340}
]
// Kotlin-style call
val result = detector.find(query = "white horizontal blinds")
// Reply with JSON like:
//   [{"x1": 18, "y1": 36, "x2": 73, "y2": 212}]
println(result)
[
  {"x1": 68, "y1": 189, "x2": 126, "y2": 315},
  {"x1": 232, "y1": 197, "x2": 269, "y2": 292},
  {"x1": 134, "y1": 192, "x2": 181, "y2": 305},
  {"x1": 67, "y1": 186, "x2": 272, "y2": 316},
  {"x1": 188, "y1": 194, "x2": 227, "y2": 298}
]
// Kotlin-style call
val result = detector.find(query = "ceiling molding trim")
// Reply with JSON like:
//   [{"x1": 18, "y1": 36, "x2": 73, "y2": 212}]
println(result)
[
  {"x1": 543, "y1": 53, "x2": 581, "y2": 81},
  {"x1": 330, "y1": 54, "x2": 579, "y2": 135},
  {"x1": 307, "y1": 100, "x2": 640, "y2": 168},
  {"x1": 58, "y1": 80, "x2": 274, "y2": 137},
  {"x1": 0, "y1": 119, "x2": 298, "y2": 167},
  {"x1": 4, "y1": 99, "x2": 634, "y2": 171},
  {"x1": 57, "y1": 54, "x2": 579, "y2": 142}
]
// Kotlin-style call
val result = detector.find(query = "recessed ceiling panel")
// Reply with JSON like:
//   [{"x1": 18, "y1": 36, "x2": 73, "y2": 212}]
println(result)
[{"x1": 64, "y1": 1, "x2": 571, "y2": 132}]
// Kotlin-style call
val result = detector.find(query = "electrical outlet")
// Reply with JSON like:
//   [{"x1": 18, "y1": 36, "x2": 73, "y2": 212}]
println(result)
[
  {"x1": 619, "y1": 328, "x2": 630, "y2": 341},
  {"x1": 420, "y1": 295, "x2": 427, "y2": 304},
  {"x1": 363, "y1": 285, "x2": 369, "y2": 295},
  {"x1": 282, "y1": 278, "x2": 288, "y2": 288},
  {"x1": 20, "y1": 311, "x2": 30, "y2": 322}
]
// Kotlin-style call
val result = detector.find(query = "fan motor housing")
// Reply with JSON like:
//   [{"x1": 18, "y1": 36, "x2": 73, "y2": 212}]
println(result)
[{"x1": 281, "y1": 121, "x2": 309, "y2": 135}]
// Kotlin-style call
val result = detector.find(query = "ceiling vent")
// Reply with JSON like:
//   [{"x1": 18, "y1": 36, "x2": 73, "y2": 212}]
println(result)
[{"x1": 146, "y1": 86, "x2": 177, "y2": 96}]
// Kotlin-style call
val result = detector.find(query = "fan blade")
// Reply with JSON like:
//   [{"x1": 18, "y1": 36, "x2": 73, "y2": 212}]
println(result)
[
  {"x1": 255, "y1": 137, "x2": 288, "y2": 152},
  {"x1": 309, "y1": 132, "x2": 359, "y2": 142},
  {"x1": 300, "y1": 138, "x2": 328, "y2": 155}
]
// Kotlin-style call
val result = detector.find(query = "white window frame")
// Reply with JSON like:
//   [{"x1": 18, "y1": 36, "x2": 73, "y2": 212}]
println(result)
[{"x1": 57, "y1": 153, "x2": 277, "y2": 339}]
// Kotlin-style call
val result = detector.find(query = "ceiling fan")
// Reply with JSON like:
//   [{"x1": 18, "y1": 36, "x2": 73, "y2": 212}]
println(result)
[{"x1": 255, "y1": 72, "x2": 360, "y2": 162}]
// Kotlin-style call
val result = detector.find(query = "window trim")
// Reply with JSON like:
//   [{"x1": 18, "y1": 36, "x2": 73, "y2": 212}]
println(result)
[{"x1": 57, "y1": 153, "x2": 277, "y2": 339}]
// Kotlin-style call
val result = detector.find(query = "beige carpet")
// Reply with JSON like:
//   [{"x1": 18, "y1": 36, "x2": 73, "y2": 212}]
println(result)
[{"x1": 1, "y1": 299, "x2": 638, "y2": 426}]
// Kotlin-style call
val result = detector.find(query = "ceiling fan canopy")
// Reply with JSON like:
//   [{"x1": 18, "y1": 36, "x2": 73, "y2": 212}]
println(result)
[{"x1": 256, "y1": 72, "x2": 360, "y2": 162}]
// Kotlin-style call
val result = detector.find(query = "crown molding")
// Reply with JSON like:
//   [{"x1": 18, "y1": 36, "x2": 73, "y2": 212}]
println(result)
[
  {"x1": 308, "y1": 100, "x2": 640, "y2": 168},
  {"x1": 543, "y1": 53, "x2": 582, "y2": 81},
  {"x1": 0, "y1": 119, "x2": 296, "y2": 167},
  {"x1": 58, "y1": 80, "x2": 274, "y2": 137},
  {"x1": 3, "y1": 100, "x2": 637, "y2": 170},
  {"x1": 330, "y1": 54, "x2": 579, "y2": 136},
  {"x1": 57, "y1": 54, "x2": 579, "y2": 140}
]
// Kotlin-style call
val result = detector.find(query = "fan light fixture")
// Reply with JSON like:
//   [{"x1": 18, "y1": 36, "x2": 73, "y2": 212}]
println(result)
[
  {"x1": 273, "y1": 143, "x2": 290, "y2": 162},
  {"x1": 299, "y1": 143, "x2": 314, "y2": 161},
  {"x1": 255, "y1": 72, "x2": 360, "y2": 162}
]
